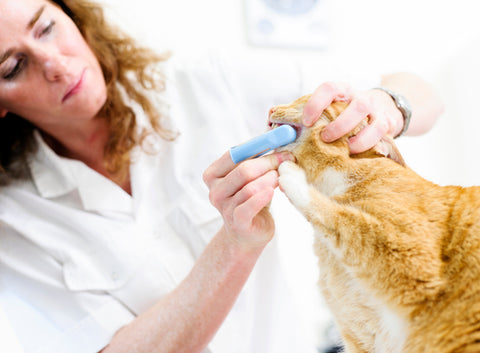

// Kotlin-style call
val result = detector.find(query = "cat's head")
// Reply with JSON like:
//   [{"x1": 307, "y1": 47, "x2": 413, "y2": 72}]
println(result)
[{"x1": 268, "y1": 94, "x2": 405, "y2": 177}]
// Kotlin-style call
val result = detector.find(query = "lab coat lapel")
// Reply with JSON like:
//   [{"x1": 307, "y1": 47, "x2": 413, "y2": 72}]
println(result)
[
  {"x1": 29, "y1": 131, "x2": 77, "y2": 198},
  {"x1": 29, "y1": 130, "x2": 134, "y2": 215}
]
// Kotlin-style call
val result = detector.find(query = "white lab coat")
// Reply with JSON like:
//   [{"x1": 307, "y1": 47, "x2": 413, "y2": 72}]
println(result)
[{"x1": 0, "y1": 52, "x2": 378, "y2": 353}]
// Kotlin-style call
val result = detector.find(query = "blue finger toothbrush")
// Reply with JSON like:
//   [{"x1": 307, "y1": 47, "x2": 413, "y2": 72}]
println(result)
[{"x1": 229, "y1": 125, "x2": 297, "y2": 164}]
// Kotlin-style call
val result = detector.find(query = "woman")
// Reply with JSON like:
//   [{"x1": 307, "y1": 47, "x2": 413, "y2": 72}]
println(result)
[{"x1": 0, "y1": 0, "x2": 443, "y2": 352}]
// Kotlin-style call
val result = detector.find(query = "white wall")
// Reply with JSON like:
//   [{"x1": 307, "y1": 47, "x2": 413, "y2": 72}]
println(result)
[{"x1": 100, "y1": 0, "x2": 480, "y2": 187}]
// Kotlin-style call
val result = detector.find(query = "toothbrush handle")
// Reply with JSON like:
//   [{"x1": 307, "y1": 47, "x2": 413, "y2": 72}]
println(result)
[{"x1": 229, "y1": 125, "x2": 296, "y2": 164}]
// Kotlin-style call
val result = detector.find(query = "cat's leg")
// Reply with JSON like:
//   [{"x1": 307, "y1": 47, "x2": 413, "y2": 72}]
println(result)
[
  {"x1": 278, "y1": 160, "x2": 367, "y2": 261},
  {"x1": 279, "y1": 160, "x2": 351, "y2": 234},
  {"x1": 278, "y1": 161, "x2": 312, "y2": 209}
]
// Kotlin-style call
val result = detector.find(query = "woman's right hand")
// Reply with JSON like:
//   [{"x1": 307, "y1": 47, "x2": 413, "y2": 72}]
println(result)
[{"x1": 203, "y1": 151, "x2": 295, "y2": 250}]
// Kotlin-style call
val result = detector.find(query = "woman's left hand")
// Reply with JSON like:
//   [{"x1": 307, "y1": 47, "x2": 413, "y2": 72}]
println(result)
[{"x1": 302, "y1": 81, "x2": 404, "y2": 154}]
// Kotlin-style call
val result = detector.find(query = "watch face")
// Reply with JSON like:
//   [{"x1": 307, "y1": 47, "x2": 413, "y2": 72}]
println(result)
[
  {"x1": 397, "y1": 95, "x2": 411, "y2": 111},
  {"x1": 262, "y1": 0, "x2": 319, "y2": 15}
]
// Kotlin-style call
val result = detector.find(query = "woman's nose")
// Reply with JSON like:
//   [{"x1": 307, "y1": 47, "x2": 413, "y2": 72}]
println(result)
[{"x1": 37, "y1": 49, "x2": 68, "y2": 82}]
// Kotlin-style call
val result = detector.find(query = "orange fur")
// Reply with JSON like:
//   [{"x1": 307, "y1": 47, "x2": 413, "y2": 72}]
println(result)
[{"x1": 273, "y1": 95, "x2": 480, "y2": 353}]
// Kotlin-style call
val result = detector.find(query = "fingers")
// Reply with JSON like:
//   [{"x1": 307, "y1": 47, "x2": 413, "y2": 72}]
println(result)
[
  {"x1": 304, "y1": 84, "x2": 399, "y2": 154},
  {"x1": 221, "y1": 170, "x2": 278, "y2": 231},
  {"x1": 303, "y1": 81, "x2": 354, "y2": 127},
  {"x1": 202, "y1": 151, "x2": 237, "y2": 188},
  {"x1": 203, "y1": 150, "x2": 294, "y2": 247},
  {"x1": 204, "y1": 151, "x2": 294, "y2": 211},
  {"x1": 232, "y1": 187, "x2": 275, "y2": 229},
  {"x1": 347, "y1": 111, "x2": 391, "y2": 153},
  {"x1": 348, "y1": 124, "x2": 383, "y2": 154},
  {"x1": 230, "y1": 170, "x2": 279, "y2": 208},
  {"x1": 321, "y1": 97, "x2": 371, "y2": 142}
]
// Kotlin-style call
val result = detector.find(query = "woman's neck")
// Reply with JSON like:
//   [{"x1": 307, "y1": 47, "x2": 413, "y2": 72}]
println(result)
[{"x1": 41, "y1": 117, "x2": 132, "y2": 195}]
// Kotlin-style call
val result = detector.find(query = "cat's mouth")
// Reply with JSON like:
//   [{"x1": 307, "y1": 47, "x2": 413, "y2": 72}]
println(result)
[{"x1": 268, "y1": 121, "x2": 303, "y2": 138}]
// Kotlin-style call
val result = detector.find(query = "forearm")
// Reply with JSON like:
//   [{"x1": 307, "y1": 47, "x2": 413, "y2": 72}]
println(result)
[
  {"x1": 101, "y1": 226, "x2": 265, "y2": 353},
  {"x1": 380, "y1": 72, "x2": 444, "y2": 136}
]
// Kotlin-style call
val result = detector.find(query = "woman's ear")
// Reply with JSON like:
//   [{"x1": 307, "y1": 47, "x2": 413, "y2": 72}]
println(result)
[{"x1": 0, "y1": 108, "x2": 7, "y2": 118}]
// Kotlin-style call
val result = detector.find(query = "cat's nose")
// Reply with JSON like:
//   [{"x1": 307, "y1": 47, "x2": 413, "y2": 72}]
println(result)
[{"x1": 268, "y1": 107, "x2": 276, "y2": 118}]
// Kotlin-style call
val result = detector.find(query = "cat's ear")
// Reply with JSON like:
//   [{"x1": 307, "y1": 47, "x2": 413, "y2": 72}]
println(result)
[{"x1": 373, "y1": 136, "x2": 406, "y2": 167}]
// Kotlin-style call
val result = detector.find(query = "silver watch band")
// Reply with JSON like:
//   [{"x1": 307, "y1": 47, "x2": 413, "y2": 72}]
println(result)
[{"x1": 373, "y1": 87, "x2": 412, "y2": 138}]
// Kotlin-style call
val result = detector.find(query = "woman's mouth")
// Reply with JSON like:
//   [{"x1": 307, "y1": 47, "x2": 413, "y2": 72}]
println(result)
[{"x1": 62, "y1": 69, "x2": 85, "y2": 103}]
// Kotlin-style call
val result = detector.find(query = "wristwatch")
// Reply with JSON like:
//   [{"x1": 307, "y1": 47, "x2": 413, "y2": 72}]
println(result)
[{"x1": 373, "y1": 87, "x2": 412, "y2": 138}]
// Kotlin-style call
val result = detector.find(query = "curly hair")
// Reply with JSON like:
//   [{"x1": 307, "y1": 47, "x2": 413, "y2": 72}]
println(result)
[{"x1": 0, "y1": 0, "x2": 171, "y2": 186}]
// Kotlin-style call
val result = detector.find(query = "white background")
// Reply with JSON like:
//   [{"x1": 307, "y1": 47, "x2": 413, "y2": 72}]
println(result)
[
  {"x1": 96, "y1": 0, "x2": 480, "y2": 186},
  {"x1": 3, "y1": 0, "x2": 480, "y2": 350}
]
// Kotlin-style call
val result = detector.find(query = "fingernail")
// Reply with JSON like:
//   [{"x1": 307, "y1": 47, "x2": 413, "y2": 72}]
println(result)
[
  {"x1": 281, "y1": 152, "x2": 296, "y2": 162},
  {"x1": 302, "y1": 117, "x2": 311, "y2": 127},
  {"x1": 302, "y1": 111, "x2": 312, "y2": 126},
  {"x1": 321, "y1": 130, "x2": 331, "y2": 141}
]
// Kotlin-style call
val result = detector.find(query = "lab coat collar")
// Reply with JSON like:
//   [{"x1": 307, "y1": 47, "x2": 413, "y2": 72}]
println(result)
[
  {"x1": 29, "y1": 130, "x2": 133, "y2": 214},
  {"x1": 29, "y1": 130, "x2": 77, "y2": 198}
]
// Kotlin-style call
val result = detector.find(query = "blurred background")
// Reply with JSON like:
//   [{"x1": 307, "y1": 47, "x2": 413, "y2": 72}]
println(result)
[
  {"x1": 2, "y1": 0, "x2": 479, "y2": 351},
  {"x1": 95, "y1": 0, "x2": 480, "y2": 185}
]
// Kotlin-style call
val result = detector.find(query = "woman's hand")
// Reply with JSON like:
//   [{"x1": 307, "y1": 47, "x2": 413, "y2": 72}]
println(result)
[
  {"x1": 302, "y1": 81, "x2": 404, "y2": 154},
  {"x1": 203, "y1": 151, "x2": 294, "y2": 250}
]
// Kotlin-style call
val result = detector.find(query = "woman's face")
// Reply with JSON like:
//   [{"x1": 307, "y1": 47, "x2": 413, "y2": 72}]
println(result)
[{"x1": 0, "y1": 0, "x2": 107, "y2": 130}]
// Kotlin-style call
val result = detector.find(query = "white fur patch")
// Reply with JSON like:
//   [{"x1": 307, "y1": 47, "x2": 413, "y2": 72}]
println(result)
[
  {"x1": 278, "y1": 161, "x2": 310, "y2": 208},
  {"x1": 337, "y1": 273, "x2": 409, "y2": 353},
  {"x1": 315, "y1": 167, "x2": 350, "y2": 197},
  {"x1": 375, "y1": 302, "x2": 408, "y2": 353}
]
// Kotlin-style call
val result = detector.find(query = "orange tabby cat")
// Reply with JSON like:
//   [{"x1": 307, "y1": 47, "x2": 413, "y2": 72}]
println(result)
[{"x1": 270, "y1": 95, "x2": 480, "y2": 353}]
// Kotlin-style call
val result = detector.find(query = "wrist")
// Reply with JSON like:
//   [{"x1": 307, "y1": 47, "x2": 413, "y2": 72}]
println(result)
[
  {"x1": 218, "y1": 225, "x2": 269, "y2": 258},
  {"x1": 373, "y1": 87, "x2": 412, "y2": 138}
]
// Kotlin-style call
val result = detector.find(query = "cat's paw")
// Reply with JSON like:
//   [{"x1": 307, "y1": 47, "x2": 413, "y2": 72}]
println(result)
[{"x1": 278, "y1": 161, "x2": 310, "y2": 208}]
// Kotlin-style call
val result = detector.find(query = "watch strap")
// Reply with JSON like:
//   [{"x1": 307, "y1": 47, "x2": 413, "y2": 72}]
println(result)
[{"x1": 373, "y1": 87, "x2": 412, "y2": 138}]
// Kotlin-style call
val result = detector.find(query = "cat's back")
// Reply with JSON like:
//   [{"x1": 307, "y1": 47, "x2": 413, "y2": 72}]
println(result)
[{"x1": 404, "y1": 184, "x2": 480, "y2": 352}]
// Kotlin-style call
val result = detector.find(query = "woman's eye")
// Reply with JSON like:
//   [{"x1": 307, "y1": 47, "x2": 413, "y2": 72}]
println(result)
[
  {"x1": 3, "y1": 58, "x2": 25, "y2": 80},
  {"x1": 40, "y1": 20, "x2": 55, "y2": 36}
]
